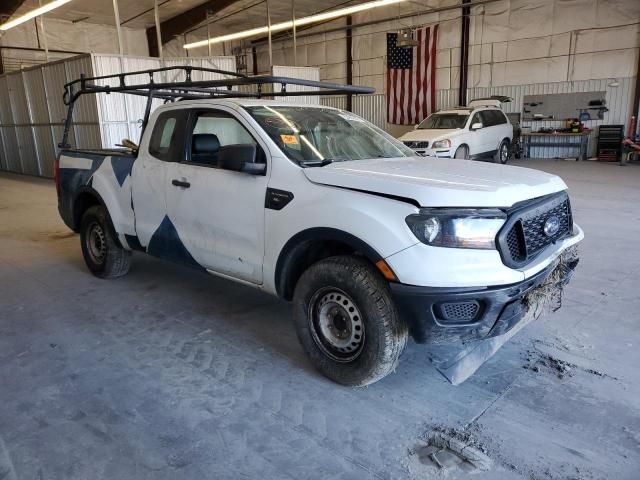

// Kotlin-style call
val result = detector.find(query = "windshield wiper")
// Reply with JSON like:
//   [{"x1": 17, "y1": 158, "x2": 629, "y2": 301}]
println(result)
[{"x1": 299, "y1": 158, "x2": 335, "y2": 167}]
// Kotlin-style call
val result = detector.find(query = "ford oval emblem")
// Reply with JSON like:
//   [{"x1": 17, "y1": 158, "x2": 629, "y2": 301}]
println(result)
[{"x1": 543, "y1": 215, "x2": 560, "y2": 237}]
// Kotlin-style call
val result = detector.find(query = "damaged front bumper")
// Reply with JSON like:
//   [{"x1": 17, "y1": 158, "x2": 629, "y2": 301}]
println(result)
[{"x1": 391, "y1": 248, "x2": 580, "y2": 345}]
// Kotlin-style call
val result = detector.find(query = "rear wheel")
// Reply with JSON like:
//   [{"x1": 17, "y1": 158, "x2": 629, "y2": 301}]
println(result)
[
  {"x1": 80, "y1": 205, "x2": 131, "y2": 278},
  {"x1": 494, "y1": 139, "x2": 510, "y2": 164},
  {"x1": 293, "y1": 256, "x2": 408, "y2": 386},
  {"x1": 454, "y1": 145, "x2": 469, "y2": 159}
]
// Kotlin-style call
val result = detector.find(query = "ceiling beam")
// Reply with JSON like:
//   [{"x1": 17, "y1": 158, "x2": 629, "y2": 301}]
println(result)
[
  {"x1": 0, "y1": 0, "x2": 28, "y2": 21},
  {"x1": 146, "y1": 0, "x2": 241, "y2": 57}
]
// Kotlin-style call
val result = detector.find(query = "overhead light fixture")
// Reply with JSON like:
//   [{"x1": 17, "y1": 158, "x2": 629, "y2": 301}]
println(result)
[
  {"x1": 184, "y1": 0, "x2": 409, "y2": 49},
  {"x1": 607, "y1": 78, "x2": 620, "y2": 87},
  {"x1": 0, "y1": 0, "x2": 73, "y2": 31}
]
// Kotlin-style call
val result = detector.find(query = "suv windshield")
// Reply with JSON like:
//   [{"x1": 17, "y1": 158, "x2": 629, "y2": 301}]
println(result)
[
  {"x1": 245, "y1": 105, "x2": 414, "y2": 165},
  {"x1": 418, "y1": 113, "x2": 469, "y2": 129}
]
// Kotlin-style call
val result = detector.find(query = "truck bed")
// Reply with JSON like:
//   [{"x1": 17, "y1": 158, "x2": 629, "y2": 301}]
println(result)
[{"x1": 57, "y1": 148, "x2": 136, "y2": 231}]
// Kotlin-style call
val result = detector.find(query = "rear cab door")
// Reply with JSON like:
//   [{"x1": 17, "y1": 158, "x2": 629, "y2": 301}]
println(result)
[{"x1": 131, "y1": 107, "x2": 189, "y2": 250}]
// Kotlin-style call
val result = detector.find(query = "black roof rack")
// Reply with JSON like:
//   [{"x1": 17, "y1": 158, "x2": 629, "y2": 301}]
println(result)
[{"x1": 60, "y1": 65, "x2": 375, "y2": 148}]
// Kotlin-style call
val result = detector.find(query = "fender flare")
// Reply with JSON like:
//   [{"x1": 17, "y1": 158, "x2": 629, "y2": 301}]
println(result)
[{"x1": 274, "y1": 227, "x2": 384, "y2": 299}]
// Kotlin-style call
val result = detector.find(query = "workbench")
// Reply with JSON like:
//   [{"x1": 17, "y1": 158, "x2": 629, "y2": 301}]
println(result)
[{"x1": 521, "y1": 132, "x2": 590, "y2": 160}]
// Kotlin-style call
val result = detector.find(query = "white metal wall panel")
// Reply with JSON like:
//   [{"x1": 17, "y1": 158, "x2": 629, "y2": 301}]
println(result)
[
  {"x1": 32, "y1": 126, "x2": 56, "y2": 177},
  {"x1": 320, "y1": 95, "x2": 347, "y2": 110},
  {"x1": 272, "y1": 66, "x2": 320, "y2": 105},
  {"x1": 353, "y1": 94, "x2": 386, "y2": 130},
  {"x1": 0, "y1": 127, "x2": 20, "y2": 172},
  {"x1": 74, "y1": 125, "x2": 102, "y2": 150},
  {"x1": 0, "y1": 77, "x2": 13, "y2": 125},
  {"x1": 23, "y1": 68, "x2": 50, "y2": 124},
  {"x1": 42, "y1": 61, "x2": 68, "y2": 124},
  {"x1": 0, "y1": 128, "x2": 5, "y2": 172},
  {"x1": 100, "y1": 123, "x2": 131, "y2": 150},
  {"x1": 16, "y1": 126, "x2": 39, "y2": 175},
  {"x1": 121, "y1": 56, "x2": 162, "y2": 141},
  {"x1": 64, "y1": 55, "x2": 97, "y2": 123},
  {"x1": 6, "y1": 73, "x2": 31, "y2": 125}
]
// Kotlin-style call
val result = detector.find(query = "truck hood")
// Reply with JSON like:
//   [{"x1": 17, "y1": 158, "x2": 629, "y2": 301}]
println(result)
[
  {"x1": 303, "y1": 157, "x2": 567, "y2": 208},
  {"x1": 399, "y1": 129, "x2": 462, "y2": 142}
]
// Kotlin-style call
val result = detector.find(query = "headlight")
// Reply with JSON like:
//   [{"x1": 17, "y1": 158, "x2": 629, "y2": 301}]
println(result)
[
  {"x1": 431, "y1": 139, "x2": 451, "y2": 149},
  {"x1": 406, "y1": 209, "x2": 506, "y2": 249}
]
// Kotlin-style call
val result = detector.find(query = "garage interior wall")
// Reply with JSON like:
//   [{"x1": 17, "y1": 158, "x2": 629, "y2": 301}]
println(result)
[
  {"x1": 183, "y1": 0, "x2": 639, "y2": 151},
  {"x1": 0, "y1": 16, "x2": 149, "y2": 71},
  {"x1": 0, "y1": 55, "x2": 236, "y2": 178}
]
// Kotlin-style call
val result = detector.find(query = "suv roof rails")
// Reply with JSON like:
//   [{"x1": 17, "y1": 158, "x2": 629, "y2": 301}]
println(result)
[{"x1": 60, "y1": 66, "x2": 374, "y2": 148}]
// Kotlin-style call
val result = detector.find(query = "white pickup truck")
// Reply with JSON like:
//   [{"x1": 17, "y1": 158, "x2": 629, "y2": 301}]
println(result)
[{"x1": 56, "y1": 68, "x2": 583, "y2": 386}]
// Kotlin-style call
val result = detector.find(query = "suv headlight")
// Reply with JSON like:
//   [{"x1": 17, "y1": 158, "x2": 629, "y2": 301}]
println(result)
[
  {"x1": 431, "y1": 139, "x2": 452, "y2": 149},
  {"x1": 406, "y1": 209, "x2": 506, "y2": 249}
]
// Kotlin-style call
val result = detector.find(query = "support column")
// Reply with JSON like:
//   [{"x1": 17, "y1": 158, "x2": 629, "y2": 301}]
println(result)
[
  {"x1": 346, "y1": 15, "x2": 353, "y2": 112},
  {"x1": 154, "y1": 0, "x2": 163, "y2": 59},
  {"x1": 458, "y1": 0, "x2": 470, "y2": 106},
  {"x1": 113, "y1": 0, "x2": 123, "y2": 56}
]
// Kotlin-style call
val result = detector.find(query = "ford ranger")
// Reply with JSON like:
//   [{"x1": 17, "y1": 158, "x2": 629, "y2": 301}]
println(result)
[{"x1": 55, "y1": 68, "x2": 583, "y2": 386}]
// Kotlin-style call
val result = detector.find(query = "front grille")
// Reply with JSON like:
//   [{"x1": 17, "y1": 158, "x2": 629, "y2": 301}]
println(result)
[
  {"x1": 438, "y1": 301, "x2": 480, "y2": 322},
  {"x1": 403, "y1": 140, "x2": 429, "y2": 149},
  {"x1": 498, "y1": 193, "x2": 573, "y2": 267}
]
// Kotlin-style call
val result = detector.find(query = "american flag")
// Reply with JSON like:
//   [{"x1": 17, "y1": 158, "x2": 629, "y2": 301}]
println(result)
[{"x1": 386, "y1": 25, "x2": 439, "y2": 125}]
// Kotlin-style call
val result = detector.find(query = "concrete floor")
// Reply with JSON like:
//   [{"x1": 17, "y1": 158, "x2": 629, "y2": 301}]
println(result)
[{"x1": 0, "y1": 159, "x2": 639, "y2": 480}]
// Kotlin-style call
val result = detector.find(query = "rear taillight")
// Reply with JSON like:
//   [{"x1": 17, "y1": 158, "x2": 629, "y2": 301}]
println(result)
[{"x1": 54, "y1": 157, "x2": 60, "y2": 196}]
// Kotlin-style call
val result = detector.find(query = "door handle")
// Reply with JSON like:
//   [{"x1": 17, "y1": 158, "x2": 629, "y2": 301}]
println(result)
[{"x1": 171, "y1": 179, "x2": 190, "y2": 188}]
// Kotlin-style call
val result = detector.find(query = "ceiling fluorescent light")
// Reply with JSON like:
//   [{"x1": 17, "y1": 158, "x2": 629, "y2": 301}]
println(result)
[
  {"x1": 0, "y1": 0, "x2": 73, "y2": 31},
  {"x1": 184, "y1": 0, "x2": 408, "y2": 49}
]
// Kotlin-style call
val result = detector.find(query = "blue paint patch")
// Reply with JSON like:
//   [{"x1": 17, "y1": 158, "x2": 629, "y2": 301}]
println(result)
[
  {"x1": 124, "y1": 234, "x2": 144, "y2": 251},
  {"x1": 111, "y1": 156, "x2": 135, "y2": 187},
  {"x1": 58, "y1": 152, "x2": 105, "y2": 194},
  {"x1": 147, "y1": 216, "x2": 205, "y2": 271}
]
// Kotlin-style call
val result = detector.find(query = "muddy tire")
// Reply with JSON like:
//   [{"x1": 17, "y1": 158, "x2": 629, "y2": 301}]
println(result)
[
  {"x1": 292, "y1": 255, "x2": 408, "y2": 386},
  {"x1": 80, "y1": 205, "x2": 131, "y2": 278}
]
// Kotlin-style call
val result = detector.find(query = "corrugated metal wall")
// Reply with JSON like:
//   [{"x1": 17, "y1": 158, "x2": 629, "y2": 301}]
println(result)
[
  {"x1": 467, "y1": 77, "x2": 636, "y2": 158},
  {"x1": 321, "y1": 77, "x2": 636, "y2": 158},
  {"x1": 0, "y1": 54, "x2": 236, "y2": 178},
  {"x1": 271, "y1": 66, "x2": 321, "y2": 104}
]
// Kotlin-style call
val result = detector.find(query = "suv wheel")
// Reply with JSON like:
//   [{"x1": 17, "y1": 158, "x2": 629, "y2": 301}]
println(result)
[
  {"x1": 293, "y1": 256, "x2": 408, "y2": 386},
  {"x1": 454, "y1": 145, "x2": 469, "y2": 159},
  {"x1": 494, "y1": 139, "x2": 510, "y2": 164},
  {"x1": 80, "y1": 205, "x2": 131, "y2": 278}
]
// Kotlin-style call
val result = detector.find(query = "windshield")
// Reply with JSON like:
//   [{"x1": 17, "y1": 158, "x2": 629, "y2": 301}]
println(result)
[
  {"x1": 418, "y1": 113, "x2": 469, "y2": 129},
  {"x1": 245, "y1": 105, "x2": 414, "y2": 165}
]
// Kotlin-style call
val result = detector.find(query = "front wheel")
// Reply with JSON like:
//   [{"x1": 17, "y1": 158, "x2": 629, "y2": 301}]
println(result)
[
  {"x1": 454, "y1": 145, "x2": 469, "y2": 159},
  {"x1": 494, "y1": 139, "x2": 510, "y2": 164},
  {"x1": 293, "y1": 256, "x2": 408, "y2": 386},
  {"x1": 80, "y1": 205, "x2": 131, "y2": 278}
]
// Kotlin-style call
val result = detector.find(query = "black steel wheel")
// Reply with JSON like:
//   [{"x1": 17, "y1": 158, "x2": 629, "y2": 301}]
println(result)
[
  {"x1": 80, "y1": 205, "x2": 131, "y2": 278},
  {"x1": 293, "y1": 256, "x2": 408, "y2": 386}
]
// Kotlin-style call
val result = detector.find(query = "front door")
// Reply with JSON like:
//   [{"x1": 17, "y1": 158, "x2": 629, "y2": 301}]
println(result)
[{"x1": 165, "y1": 108, "x2": 269, "y2": 284}]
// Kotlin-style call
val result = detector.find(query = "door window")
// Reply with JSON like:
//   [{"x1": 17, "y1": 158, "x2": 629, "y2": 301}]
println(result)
[
  {"x1": 470, "y1": 112, "x2": 484, "y2": 128},
  {"x1": 148, "y1": 110, "x2": 187, "y2": 161},
  {"x1": 188, "y1": 111, "x2": 261, "y2": 168}
]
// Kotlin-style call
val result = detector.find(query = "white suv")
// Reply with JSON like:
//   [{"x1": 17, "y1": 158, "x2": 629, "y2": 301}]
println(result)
[{"x1": 399, "y1": 99, "x2": 513, "y2": 163}]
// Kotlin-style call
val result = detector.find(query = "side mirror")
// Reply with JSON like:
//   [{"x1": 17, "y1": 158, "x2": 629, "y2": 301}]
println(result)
[
  {"x1": 218, "y1": 144, "x2": 265, "y2": 175},
  {"x1": 242, "y1": 162, "x2": 267, "y2": 175},
  {"x1": 470, "y1": 122, "x2": 483, "y2": 130}
]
